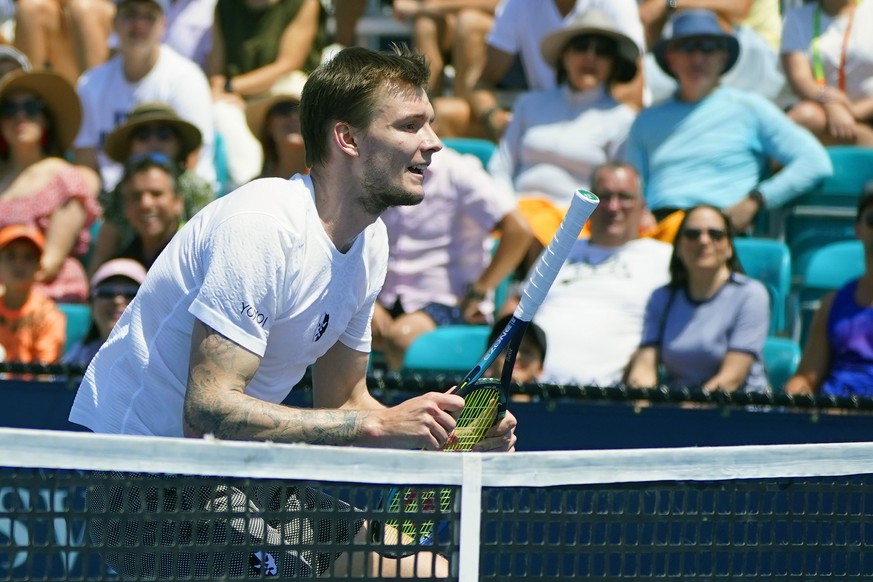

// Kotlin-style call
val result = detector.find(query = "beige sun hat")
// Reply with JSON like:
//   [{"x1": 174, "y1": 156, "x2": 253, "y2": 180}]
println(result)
[
  {"x1": 0, "y1": 70, "x2": 82, "y2": 150},
  {"x1": 245, "y1": 71, "x2": 308, "y2": 137},
  {"x1": 540, "y1": 9, "x2": 640, "y2": 83},
  {"x1": 103, "y1": 102, "x2": 202, "y2": 164}
]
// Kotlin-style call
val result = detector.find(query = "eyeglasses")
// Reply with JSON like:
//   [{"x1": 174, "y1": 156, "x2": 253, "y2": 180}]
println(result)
[
  {"x1": 131, "y1": 125, "x2": 176, "y2": 142},
  {"x1": 270, "y1": 101, "x2": 299, "y2": 117},
  {"x1": 681, "y1": 227, "x2": 728, "y2": 242},
  {"x1": 0, "y1": 99, "x2": 45, "y2": 119},
  {"x1": 671, "y1": 38, "x2": 728, "y2": 55},
  {"x1": 91, "y1": 284, "x2": 139, "y2": 300},
  {"x1": 565, "y1": 35, "x2": 615, "y2": 58}
]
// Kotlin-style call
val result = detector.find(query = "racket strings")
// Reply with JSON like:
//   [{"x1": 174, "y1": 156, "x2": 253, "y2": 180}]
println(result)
[
  {"x1": 444, "y1": 386, "x2": 501, "y2": 452},
  {"x1": 383, "y1": 486, "x2": 454, "y2": 545}
]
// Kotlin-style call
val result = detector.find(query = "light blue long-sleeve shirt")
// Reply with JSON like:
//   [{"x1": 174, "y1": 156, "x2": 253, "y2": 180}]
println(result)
[{"x1": 625, "y1": 86, "x2": 832, "y2": 211}]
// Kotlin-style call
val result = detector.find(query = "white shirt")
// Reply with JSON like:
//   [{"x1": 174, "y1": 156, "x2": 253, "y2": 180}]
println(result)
[
  {"x1": 75, "y1": 45, "x2": 216, "y2": 190},
  {"x1": 488, "y1": 0, "x2": 645, "y2": 90},
  {"x1": 69, "y1": 175, "x2": 389, "y2": 437},
  {"x1": 534, "y1": 238, "x2": 671, "y2": 386}
]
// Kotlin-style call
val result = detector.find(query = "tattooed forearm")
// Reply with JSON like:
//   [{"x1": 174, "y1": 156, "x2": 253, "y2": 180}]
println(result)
[{"x1": 183, "y1": 322, "x2": 369, "y2": 445}]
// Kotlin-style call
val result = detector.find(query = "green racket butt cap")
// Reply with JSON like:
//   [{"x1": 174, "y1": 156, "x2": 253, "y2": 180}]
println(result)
[{"x1": 576, "y1": 188, "x2": 599, "y2": 203}]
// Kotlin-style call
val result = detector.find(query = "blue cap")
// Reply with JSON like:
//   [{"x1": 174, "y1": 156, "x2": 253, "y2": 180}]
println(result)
[{"x1": 653, "y1": 9, "x2": 739, "y2": 78}]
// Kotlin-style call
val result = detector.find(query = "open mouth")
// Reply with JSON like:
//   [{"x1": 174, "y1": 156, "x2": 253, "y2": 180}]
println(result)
[{"x1": 408, "y1": 163, "x2": 427, "y2": 176}]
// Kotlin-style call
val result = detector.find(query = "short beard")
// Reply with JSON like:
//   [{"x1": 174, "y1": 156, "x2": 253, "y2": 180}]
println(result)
[{"x1": 358, "y1": 174, "x2": 423, "y2": 215}]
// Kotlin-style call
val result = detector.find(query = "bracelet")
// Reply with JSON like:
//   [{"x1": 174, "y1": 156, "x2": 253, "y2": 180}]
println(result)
[
  {"x1": 464, "y1": 286, "x2": 487, "y2": 302},
  {"x1": 748, "y1": 189, "x2": 766, "y2": 210},
  {"x1": 224, "y1": 77, "x2": 234, "y2": 93}
]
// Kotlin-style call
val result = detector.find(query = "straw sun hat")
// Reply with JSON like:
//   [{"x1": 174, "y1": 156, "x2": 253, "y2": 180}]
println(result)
[
  {"x1": 0, "y1": 70, "x2": 81, "y2": 150},
  {"x1": 103, "y1": 102, "x2": 202, "y2": 164}
]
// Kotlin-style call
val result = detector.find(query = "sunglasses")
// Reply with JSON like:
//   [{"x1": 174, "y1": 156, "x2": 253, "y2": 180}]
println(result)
[
  {"x1": 91, "y1": 284, "x2": 139, "y2": 300},
  {"x1": 566, "y1": 35, "x2": 615, "y2": 58},
  {"x1": 131, "y1": 125, "x2": 176, "y2": 142},
  {"x1": 681, "y1": 227, "x2": 728, "y2": 242},
  {"x1": 671, "y1": 38, "x2": 728, "y2": 55},
  {"x1": 0, "y1": 99, "x2": 45, "y2": 119},
  {"x1": 270, "y1": 101, "x2": 299, "y2": 117}
]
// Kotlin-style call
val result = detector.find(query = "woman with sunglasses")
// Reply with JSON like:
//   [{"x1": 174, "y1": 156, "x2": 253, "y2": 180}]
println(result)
[
  {"x1": 88, "y1": 102, "x2": 214, "y2": 276},
  {"x1": 245, "y1": 73, "x2": 308, "y2": 179},
  {"x1": 489, "y1": 9, "x2": 640, "y2": 258},
  {"x1": 624, "y1": 205, "x2": 771, "y2": 393},
  {"x1": 0, "y1": 70, "x2": 101, "y2": 303},
  {"x1": 62, "y1": 258, "x2": 146, "y2": 368}
]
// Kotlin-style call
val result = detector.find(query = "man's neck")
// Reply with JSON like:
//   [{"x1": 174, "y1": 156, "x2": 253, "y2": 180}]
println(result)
[
  {"x1": 122, "y1": 46, "x2": 161, "y2": 82},
  {"x1": 309, "y1": 170, "x2": 377, "y2": 254}
]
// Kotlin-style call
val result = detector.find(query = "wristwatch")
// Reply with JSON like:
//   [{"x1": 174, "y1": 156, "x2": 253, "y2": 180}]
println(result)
[
  {"x1": 224, "y1": 77, "x2": 234, "y2": 94},
  {"x1": 748, "y1": 189, "x2": 766, "y2": 210},
  {"x1": 667, "y1": 0, "x2": 679, "y2": 12}
]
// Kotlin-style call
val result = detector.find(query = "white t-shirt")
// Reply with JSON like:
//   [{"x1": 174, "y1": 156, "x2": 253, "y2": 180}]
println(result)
[
  {"x1": 75, "y1": 45, "x2": 216, "y2": 190},
  {"x1": 781, "y1": 0, "x2": 873, "y2": 101},
  {"x1": 69, "y1": 175, "x2": 389, "y2": 437},
  {"x1": 534, "y1": 237, "x2": 671, "y2": 386},
  {"x1": 487, "y1": 0, "x2": 645, "y2": 90}
]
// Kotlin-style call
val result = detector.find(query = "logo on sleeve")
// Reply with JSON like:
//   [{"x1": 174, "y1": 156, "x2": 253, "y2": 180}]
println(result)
[
  {"x1": 314, "y1": 313, "x2": 330, "y2": 341},
  {"x1": 240, "y1": 302, "x2": 269, "y2": 328}
]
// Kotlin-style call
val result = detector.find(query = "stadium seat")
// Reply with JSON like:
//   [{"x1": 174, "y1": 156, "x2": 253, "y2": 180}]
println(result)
[
  {"x1": 58, "y1": 303, "x2": 93, "y2": 353},
  {"x1": 402, "y1": 325, "x2": 490, "y2": 373},
  {"x1": 441, "y1": 137, "x2": 497, "y2": 168},
  {"x1": 795, "y1": 240, "x2": 864, "y2": 345},
  {"x1": 762, "y1": 336, "x2": 801, "y2": 393},
  {"x1": 734, "y1": 238, "x2": 792, "y2": 336}
]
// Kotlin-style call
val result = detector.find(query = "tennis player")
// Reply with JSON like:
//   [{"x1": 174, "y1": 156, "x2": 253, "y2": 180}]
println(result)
[{"x1": 69, "y1": 45, "x2": 517, "y2": 578}]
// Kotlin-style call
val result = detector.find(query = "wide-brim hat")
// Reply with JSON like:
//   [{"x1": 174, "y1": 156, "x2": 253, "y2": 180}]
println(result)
[
  {"x1": 653, "y1": 9, "x2": 740, "y2": 78},
  {"x1": 540, "y1": 9, "x2": 640, "y2": 84},
  {"x1": 103, "y1": 102, "x2": 202, "y2": 163},
  {"x1": 245, "y1": 71, "x2": 308, "y2": 137},
  {"x1": 0, "y1": 70, "x2": 81, "y2": 150},
  {"x1": 0, "y1": 224, "x2": 45, "y2": 254}
]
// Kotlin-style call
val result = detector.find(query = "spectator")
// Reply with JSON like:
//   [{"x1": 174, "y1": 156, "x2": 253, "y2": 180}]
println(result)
[
  {"x1": 73, "y1": 0, "x2": 215, "y2": 194},
  {"x1": 374, "y1": 146, "x2": 533, "y2": 371},
  {"x1": 0, "y1": 45, "x2": 32, "y2": 79},
  {"x1": 489, "y1": 8, "x2": 639, "y2": 251},
  {"x1": 207, "y1": 0, "x2": 327, "y2": 188},
  {"x1": 113, "y1": 151, "x2": 183, "y2": 269},
  {"x1": 392, "y1": 0, "x2": 500, "y2": 97},
  {"x1": 453, "y1": 0, "x2": 645, "y2": 140},
  {"x1": 530, "y1": 162, "x2": 671, "y2": 387},
  {"x1": 89, "y1": 102, "x2": 213, "y2": 275},
  {"x1": 781, "y1": 0, "x2": 873, "y2": 146},
  {"x1": 625, "y1": 9, "x2": 832, "y2": 241},
  {"x1": 245, "y1": 71, "x2": 308, "y2": 179},
  {"x1": 162, "y1": 0, "x2": 217, "y2": 71},
  {"x1": 62, "y1": 258, "x2": 146, "y2": 367},
  {"x1": 13, "y1": 0, "x2": 115, "y2": 85},
  {"x1": 624, "y1": 205, "x2": 770, "y2": 393},
  {"x1": 484, "y1": 313, "x2": 547, "y2": 384},
  {"x1": 0, "y1": 70, "x2": 101, "y2": 303},
  {"x1": 785, "y1": 192, "x2": 873, "y2": 398},
  {"x1": 0, "y1": 225, "x2": 66, "y2": 363},
  {"x1": 639, "y1": 0, "x2": 785, "y2": 102}
]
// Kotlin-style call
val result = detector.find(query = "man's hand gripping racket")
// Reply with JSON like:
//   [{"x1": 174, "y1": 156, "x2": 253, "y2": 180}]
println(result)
[{"x1": 380, "y1": 190, "x2": 599, "y2": 549}]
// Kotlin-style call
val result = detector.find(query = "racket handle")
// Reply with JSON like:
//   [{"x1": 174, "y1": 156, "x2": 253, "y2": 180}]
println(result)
[{"x1": 515, "y1": 189, "x2": 599, "y2": 321}]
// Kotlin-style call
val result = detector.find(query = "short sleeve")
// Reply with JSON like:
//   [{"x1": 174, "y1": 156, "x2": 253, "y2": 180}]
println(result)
[
  {"x1": 727, "y1": 280, "x2": 770, "y2": 355},
  {"x1": 640, "y1": 286, "x2": 671, "y2": 347}
]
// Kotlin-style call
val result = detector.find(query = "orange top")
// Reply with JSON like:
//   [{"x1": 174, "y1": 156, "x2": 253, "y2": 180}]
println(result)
[{"x1": 0, "y1": 290, "x2": 66, "y2": 363}]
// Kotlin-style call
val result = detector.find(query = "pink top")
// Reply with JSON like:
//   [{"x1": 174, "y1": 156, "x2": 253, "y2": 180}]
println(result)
[
  {"x1": 0, "y1": 164, "x2": 100, "y2": 303},
  {"x1": 379, "y1": 148, "x2": 515, "y2": 313}
]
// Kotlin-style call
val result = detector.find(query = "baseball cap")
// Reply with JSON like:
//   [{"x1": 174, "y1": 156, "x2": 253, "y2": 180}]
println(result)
[
  {"x1": 115, "y1": 0, "x2": 169, "y2": 12},
  {"x1": 90, "y1": 258, "x2": 147, "y2": 289},
  {"x1": 0, "y1": 225, "x2": 45, "y2": 254}
]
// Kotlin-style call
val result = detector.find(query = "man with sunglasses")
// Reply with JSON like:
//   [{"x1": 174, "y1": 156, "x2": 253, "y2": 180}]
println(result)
[{"x1": 625, "y1": 9, "x2": 831, "y2": 241}]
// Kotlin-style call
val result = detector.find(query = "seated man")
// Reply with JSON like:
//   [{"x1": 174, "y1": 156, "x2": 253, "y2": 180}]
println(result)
[
  {"x1": 625, "y1": 9, "x2": 832, "y2": 240},
  {"x1": 374, "y1": 146, "x2": 533, "y2": 371},
  {"x1": 113, "y1": 152, "x2": 184, "y2": 269},
  {"x1": 531, "y1": 162, "x2": 671, "y2": 386}
]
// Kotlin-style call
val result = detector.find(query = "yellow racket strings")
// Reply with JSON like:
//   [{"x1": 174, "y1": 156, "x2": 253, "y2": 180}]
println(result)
[{"x1": 444, "y1": 386, "x2": 501, "y2": 452}]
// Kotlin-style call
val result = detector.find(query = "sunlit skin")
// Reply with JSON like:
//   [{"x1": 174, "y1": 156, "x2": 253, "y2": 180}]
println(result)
[
  {"x1": 114, "y1": 1, "x2": 165, "y2": 55},
  {"x1": 677, "y1": 206, "x2": 733, "y2": 295},
  {"x1": 588, "y1": 165, "x2": 644, "y2": 247},
  {"x1": 121, "y1": 166, "x2": 183, "y2": 246},
  {"x1": 91, "y1": 275, "x2": 138, "y2": 340},
  {"x1": 665, "y1": 37, "x2": 729, "y2": 102},
  {"x1": 0, "y1": 91, "x2": 47, "y2": 150},
  {"x1": 0, "y1": 239, "x2": 41, "y2": 309},
  {"x1": 562, "y1": 35, "x2": 615, "y2": 93}
]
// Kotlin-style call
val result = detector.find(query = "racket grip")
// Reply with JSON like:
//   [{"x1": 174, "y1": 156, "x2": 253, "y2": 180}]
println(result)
[{"x1": 515, "y1": 189, "x2": 599, "y2": 321}]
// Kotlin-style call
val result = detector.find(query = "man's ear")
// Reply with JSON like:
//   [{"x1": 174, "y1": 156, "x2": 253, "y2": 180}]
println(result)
[{"x1": 334, "y1": 122, "x2": 359, "y2": 158}]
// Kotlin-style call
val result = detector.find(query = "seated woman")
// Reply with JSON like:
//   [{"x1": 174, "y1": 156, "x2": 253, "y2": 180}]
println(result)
[
  {"x1": 245, "y1": 72, "x2": 308, "y2": 179},
  {"x1": 488, "y1": 9, "x2": 639, "y2": 250},
  {"x1": 785, "y1": 193, "x2": 873, "y2": 398},
  {"x1": 62, "y1": 258, "x2": 146, "y2": 368},
  {"x1": 0, "y1": 70, "x2": 101, "y2": 303},
  {"x1": 624, "y1": 205, "x2": 771, "y2": 393},
  {"x1": 89, "y1": 102, "x2": 214, "y2": 276},
  {"x1": 781, "y1": 0, "x2": 873, "y2": 146}
]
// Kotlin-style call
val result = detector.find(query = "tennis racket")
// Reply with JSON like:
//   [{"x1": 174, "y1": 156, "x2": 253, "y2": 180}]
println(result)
[{"x1": 380, "y1": 189, "x2": 599, "y2": 548}]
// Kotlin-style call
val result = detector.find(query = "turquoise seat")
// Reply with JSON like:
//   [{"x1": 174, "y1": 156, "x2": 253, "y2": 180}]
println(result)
[
  {"x1": 440, "y1": 137, "x2": 497, "y2": 168},
  {"x1": 58, "y1": 303, "x2": 93, "y2": 353},
  {"x1": 734, "y1": 238, "x2": 791, "y2": 336},
  {"x1": 402, "y1": 325, "x2": 490, "y2": 373},
  {"x1": 762, "y1": 336, "x2": 801, "y2": 393}
]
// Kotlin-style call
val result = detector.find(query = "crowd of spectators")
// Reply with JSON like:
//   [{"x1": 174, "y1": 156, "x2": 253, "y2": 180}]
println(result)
[{"x1": 0, "y1": 0, "x2": 869, "y2": 399}]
